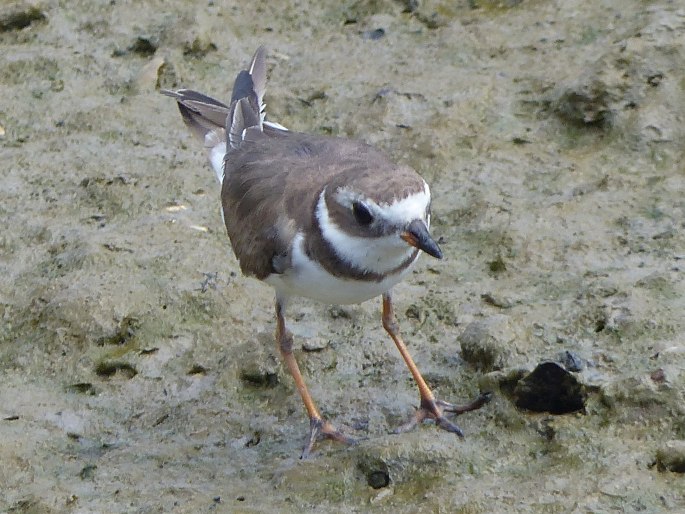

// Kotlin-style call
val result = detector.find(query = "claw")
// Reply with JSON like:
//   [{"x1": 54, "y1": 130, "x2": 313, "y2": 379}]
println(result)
[
  {"x1": 436, "y1": 417, "x2": 465, "y2": 437},
  {"x1": 301, "y1": 418, "x2": 356, "y2": 459},
  {"x1": 392, "y1": 392, "x2": 492, "y2": 437},
  {"x1": 439, "y1": 392, "x2": 492, "y2": 415}
]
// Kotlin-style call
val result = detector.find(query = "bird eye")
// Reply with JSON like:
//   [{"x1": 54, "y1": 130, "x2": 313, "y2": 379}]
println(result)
[{"x1": 352, "y1": 201, "x2": 374, "y2": 225}]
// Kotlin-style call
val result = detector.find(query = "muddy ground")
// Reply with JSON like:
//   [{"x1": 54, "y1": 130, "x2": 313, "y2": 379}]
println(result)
[{"x1": 2, "y1": 0, "x2": 684, "y2": 512}]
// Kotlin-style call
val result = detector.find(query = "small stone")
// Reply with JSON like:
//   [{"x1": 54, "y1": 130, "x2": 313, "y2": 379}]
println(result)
[
  {"x1": 236, "y1": 334, "x2": 280, "y2": 388},
  {"x1": 481, "y1": 292, "x2": 515, "y2": 309},
  {"x1": 479, "y1": 367, "x2": 529, "y2": 397},
  {"x1": 557, "y1": 350, "x2": 583, "y2": 372},
  {"x1": 78, "y1": 465, "x2": 97, "y2": 480},
  {"x1": 459, "y1": 316, "x2": 516, "y2": 371},
  {"x1": 656, "y1": 440, "x2": 685, "y2": 473},
  {"x1": 647, "y1": 73, "x2": 663, "y2": 87},
  {"x1": 361, "y1": 28, "x2": 385, "y2": 40},
  {"x1": 302, "y1": 337, "x2": 329, "y2": 352}
]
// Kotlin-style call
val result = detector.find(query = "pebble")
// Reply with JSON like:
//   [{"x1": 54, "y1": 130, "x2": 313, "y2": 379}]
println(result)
[
  {"x1": 557, "y1": 350, "x2": 584, "y2": 372},
  {"x1": 458, "y1": 315, "x2": 516, "y2": 371}
]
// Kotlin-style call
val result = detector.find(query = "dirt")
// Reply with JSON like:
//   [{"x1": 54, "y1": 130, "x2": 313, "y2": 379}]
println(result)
[{"x1": 1, "y1": 0, "x2": 684, "y2": 512}]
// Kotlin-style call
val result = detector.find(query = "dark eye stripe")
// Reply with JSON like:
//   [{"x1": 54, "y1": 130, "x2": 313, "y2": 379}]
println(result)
[{"x1": 352, "y1": 201, "x2": 374, "y2": 225}]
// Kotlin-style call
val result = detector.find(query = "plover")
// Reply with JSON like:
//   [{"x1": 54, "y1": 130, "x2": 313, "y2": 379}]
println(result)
[{"x1": 163, "y1": 47, "x2": 489, "y2": 457}]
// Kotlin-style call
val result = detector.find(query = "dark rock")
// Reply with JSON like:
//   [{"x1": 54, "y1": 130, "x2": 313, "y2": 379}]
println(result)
[{"x1": 514, "y1": 361, "x2": 586, "y2": 414}]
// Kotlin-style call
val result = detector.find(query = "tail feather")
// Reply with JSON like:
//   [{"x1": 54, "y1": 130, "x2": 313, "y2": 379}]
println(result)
[
  {"x1": 228, "y1": 97, "x2": 261, "y2": 148},
  {"x1": 168, "y1": 89, "x2": 230, "y2": 127},
  {"x1": 160, "y1": 88, "x2": 229, "y2": 146},
  {"x1": 248, "y1": 46, "x2": 267, "y2": 123},
  {"x1": 227, "y1": 46, "x2": 268, "y2": 149},
  {"x1": 162, "y1": 46, "x2": 286, "y2": 183}
]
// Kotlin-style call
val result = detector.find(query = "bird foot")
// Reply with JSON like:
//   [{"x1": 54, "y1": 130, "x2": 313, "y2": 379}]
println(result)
[
  {"x1": 393, "y1": 392, "x2": 492, "y2": 435},
  {"x1": 301, "y1": 417, "x2": 356, "y2": 459}
]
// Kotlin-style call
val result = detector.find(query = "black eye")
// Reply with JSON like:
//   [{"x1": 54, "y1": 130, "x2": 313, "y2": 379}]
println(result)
[{"x1": 352, "y1": 201, "x2": 374, "y2": 225}]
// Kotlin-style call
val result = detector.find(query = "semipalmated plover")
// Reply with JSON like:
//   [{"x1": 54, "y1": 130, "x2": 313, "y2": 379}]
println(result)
[{"x1": 163, "y1": 47, "x2": 489, "y2": 458}]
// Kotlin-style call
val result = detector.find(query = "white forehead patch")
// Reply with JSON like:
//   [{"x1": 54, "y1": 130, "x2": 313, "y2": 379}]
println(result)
[{"x1": 381, "y1": 181, "x2": 431, "y2": 227}]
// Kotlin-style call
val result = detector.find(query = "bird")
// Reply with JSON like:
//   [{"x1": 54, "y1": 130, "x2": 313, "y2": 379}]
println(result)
[{"x1": 162, "y1": 46, "x2": 489, "y2": 458}]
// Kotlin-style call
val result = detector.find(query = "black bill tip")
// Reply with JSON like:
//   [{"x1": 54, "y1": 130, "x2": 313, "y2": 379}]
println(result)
[{"x1": 401, "y1": 219, "x2": 443, "y2": 259}]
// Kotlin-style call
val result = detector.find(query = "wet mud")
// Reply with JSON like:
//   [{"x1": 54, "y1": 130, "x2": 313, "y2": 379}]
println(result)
[{"x1": 1, "y1": 1, "x2": 684, "y2": 512}]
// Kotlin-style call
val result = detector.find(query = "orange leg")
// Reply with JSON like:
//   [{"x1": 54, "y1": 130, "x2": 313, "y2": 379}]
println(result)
[
  {"x1": 381, "y1": 293, "x2": 491, "y2": 435},
  {"x1": 275, "y1": 300, "x2": 355, "y2": 458}
]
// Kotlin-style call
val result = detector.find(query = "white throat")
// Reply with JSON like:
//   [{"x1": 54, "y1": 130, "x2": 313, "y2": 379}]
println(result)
[{"x1": 315, "y1": 185, "x2": 430, "y2": 275}]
